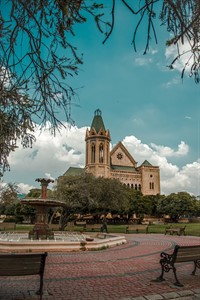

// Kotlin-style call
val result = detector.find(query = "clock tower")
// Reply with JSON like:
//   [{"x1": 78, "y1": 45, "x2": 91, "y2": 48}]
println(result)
[{"x1": 85, "y1": 109, "x2": 111, "y2": 178}]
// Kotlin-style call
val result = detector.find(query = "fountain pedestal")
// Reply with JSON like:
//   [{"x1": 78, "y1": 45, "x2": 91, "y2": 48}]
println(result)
[
  {"x1": 28, "y1": 204, "x2": 54, "y2": 240},
  {"x1": 22, "y1": 178, "x2": 65, "y2": 240}
]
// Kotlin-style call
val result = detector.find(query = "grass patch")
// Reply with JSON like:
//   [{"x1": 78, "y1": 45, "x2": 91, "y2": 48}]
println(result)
[
  {"x1": 15, "y1": 224, "x2": 34, "y2": 231},
  {"x1": 13, "y1": 222, "x2": 200, "y2": 236}
]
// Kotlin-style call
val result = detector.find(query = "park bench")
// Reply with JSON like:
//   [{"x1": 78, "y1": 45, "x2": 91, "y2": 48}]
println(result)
[
  {"x1": 66, "y1": 222, "x2": 74, "y2": 231},
  {"x1": 86, "y1": 224, "x2": 102, "y2": 232},
  {"x1": 165, "y1": 225, "x2": 186, "y2": 236},
  {"x1": 126, "y1": 224, "x2": 149, "y2": 234},
  {"x1": 153, "y1": 244, "x2": 200, "y2": 287},
  {"x1": 75, "y1": 221, "x2": 86, "y2": 230},
  {"x1": 0, "y1": 222, "x2": 16, "y2": 231},
  {"x1": 0, "y1": 252, "x2": 48, "y2": 300},
  {"x1": 49, "y1": 224, "x2": 60, "y2": 230}
]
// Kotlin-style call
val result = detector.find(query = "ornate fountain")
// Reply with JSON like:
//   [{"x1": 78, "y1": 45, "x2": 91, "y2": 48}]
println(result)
[
  {"x1": 0, "y1": 178, "x2": 127, "y2": 252},
  {"x1": 21, "y1": 178, "x2": 65, "y2": 240}
]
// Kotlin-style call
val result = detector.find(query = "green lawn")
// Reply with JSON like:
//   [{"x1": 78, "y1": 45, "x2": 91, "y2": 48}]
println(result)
[
  {"x1": 107, "y1": 223, "x2": 199, "y2": 236},
  {"x1": 15, "y1": 222, "x2": 200, "y2": 236}
]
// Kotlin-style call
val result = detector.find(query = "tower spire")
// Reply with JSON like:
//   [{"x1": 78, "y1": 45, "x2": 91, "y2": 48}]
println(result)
[{"x1": 90, "y1": 108, "x2": 106, "y2": 133}]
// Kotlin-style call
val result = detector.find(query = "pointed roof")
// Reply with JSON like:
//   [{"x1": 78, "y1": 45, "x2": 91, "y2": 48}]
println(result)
[
  {"x1": 91, "y1": 109, "x2": 105, "y2": 133},
  {"x1": 140, "y1": 160, "x2": 152, "y2": 167}
]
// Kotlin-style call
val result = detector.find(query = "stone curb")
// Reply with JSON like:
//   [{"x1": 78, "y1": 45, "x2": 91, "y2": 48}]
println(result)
[{"x1": 120, "y1": 289, "x2": 200, "y2": 300}]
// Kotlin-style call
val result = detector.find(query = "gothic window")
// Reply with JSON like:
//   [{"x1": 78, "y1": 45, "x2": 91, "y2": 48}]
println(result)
[
  {"x1": 149, "y1": 182, "x2": 154, "y2": 189},
  {"x1": 91, "y1": 143, "x2": 95, "y2": 163},
  {"x1": 106, "y1": 145, "x2": 109, "y2": 163},
  {"x1": 99, "y1": 143, "x2": 104, "y2": 163}
]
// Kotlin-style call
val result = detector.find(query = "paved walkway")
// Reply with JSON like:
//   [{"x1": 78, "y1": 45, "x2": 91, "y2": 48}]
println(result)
[{"x1": 0, "y1": 234, "x2": 200, "y2": 300}]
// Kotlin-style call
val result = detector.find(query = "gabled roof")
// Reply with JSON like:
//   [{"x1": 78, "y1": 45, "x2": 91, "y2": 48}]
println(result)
[
  {"x1": 110, "y1": 141, "x2": 137, "y2": 166},
  {"x1": 62, "y1": 167, "x2": 85, "y2": 176},
  {"x1": 140, "y1": 160, "x2": 152, "y2": 167}
]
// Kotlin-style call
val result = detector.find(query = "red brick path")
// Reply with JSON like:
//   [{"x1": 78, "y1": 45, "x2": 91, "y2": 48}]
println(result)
[{"x1": 0, "y1": 234, "x2": 200, "y2": 299}]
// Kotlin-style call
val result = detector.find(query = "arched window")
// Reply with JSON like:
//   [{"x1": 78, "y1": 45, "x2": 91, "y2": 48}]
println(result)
[
  {"x1": 106, "y1": 144, "x2": 109, "y2": 163},
  {"x1": 91, "y1": 143, "x2": 95, "y2": 163},
  {"x1": 139, "y1": 184, "x2": 141, "y2": 191},
  {"x1": 131, "y1": 184, "x2": 134, "y2": 189},
  {"x1": 149, "y1": 182, "x2": 154, "y2": 189},
  {"x1": 127, "y1": 183, "x2": 130, "y2": 188},
  {"x1": 135, "y1": 184, "x2": 137, "y2": 190},
  {"x1": 99, "y1": 143, "x2": 104, "y2": 163}
]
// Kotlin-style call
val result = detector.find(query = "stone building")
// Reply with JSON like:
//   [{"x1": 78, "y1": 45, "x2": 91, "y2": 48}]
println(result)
[{"x1": 63, "y1": 109, "x2": 160, "y2": 196}]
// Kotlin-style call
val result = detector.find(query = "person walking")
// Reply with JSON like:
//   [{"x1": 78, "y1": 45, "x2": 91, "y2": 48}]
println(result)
[{"x1": 101, "y1": 215, "x2": 108, "y2": 233}]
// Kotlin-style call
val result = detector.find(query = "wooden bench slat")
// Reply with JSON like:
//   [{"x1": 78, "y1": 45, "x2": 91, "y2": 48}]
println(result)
[
  {"x1": 0, "y1": 261, "x2": 41, "y2": 269},
  {"x1": 0, "y1": 256, "x2": 42, "y2": 263},
  {"x1": 176, "y1": 255, "x2": 200, "y2": 262},
  {"x1": 126, "y1": 225, "x2": 149, "y2": 234},
  {"x1": 177, "y1": 251, "x2": 200, "y2": 258},
  {"x1": 0, "y1": 268, "x2": 41, "y2": 276},
  {"x1": 177, "y1": 246, "x2": 200, "y2": 252}
]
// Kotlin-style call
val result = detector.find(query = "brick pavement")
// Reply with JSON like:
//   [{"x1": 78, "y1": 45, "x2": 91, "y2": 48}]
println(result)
[{"x1": 0, "y1": 234, "x2": 200, "y2": 300}]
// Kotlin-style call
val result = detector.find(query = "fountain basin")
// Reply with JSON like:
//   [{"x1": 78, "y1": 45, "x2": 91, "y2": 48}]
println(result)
[{"x1": 0, "y1": 232, "x2": 126, "y2": 253}]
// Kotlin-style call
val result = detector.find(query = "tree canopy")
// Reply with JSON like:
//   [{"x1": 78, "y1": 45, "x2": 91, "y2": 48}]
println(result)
[
  {"x1": 0, "y1": 182, "x2": 35, "y2": 222},
  {"x1": 1, "y1": 0, "x2": 200, "y2": 175},
  {"x1": 55, "y1": 174, "x2": 129, "y2": 229},
  {"x1": 156, "y1": 191, "x2": 199, "y2": 221}
]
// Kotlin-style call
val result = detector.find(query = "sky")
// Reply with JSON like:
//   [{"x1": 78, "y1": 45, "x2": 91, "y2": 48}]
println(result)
[{"x1": 2, "y1": 1, "x2": 200, "y2": 196}]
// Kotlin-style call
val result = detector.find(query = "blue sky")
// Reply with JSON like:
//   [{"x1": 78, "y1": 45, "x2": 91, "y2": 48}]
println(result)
[{"x1": 2, "y1": 1, "x2": 200, "y2": 196}]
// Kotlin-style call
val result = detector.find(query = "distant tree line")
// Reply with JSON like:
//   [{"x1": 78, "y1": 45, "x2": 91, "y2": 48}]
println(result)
[{"x1": 0, "y1": 175, "x2": 200, "y2": 229}]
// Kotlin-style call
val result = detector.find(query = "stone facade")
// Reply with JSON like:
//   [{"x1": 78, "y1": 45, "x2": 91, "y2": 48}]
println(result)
[{"x1": 85, "y1": 109, "x2": 160, "y2": 196}]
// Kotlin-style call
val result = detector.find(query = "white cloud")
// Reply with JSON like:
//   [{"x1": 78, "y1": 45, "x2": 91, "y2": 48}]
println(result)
[
  {"x1": 161, "y1": 160, "x2": 200, "y2": 196},
  {"x1": 150, "y1": 49, "x2": 158, "y2": 55},
  {"x1": 44, "y1": 173, "x2": 55, "y2": 180},
  {"x1": 0, "y1": 67, "x2": 12, "y2": 87},
  {"x1": 122, "y1": 136, "x2": 199, "y2": 195},
  {"x1": 165, "y1": 40, "x2": 192, "y2": 73},
  {"x1": 150, "y1": 141, "x2": 189, "y2": 157},
  {"x1": 162, "y1": 76, "x2": 180, "y2": 88},
  {"x1": 9, "y1": 123, "x2": 86, "y2": 172},
  {"x1": 3, "y1": 126, "x2": 200, "y2": 196},
  {"x1": 135, "y1": 57, "x2": 153, "y2": 66},
  {"x1": 17, "y1": 183, "x2": 35, "y2": 194},
  {"x1": 5, "y1": 123, "x2": 86, "y2": 193},
  {"x1": 133, "y1": 48, "x2": 158, "y2": 66}
]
